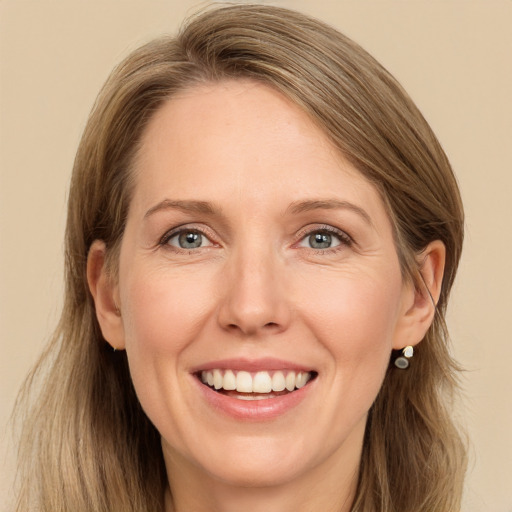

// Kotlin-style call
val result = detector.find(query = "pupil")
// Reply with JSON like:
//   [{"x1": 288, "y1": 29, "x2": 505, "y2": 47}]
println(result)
[
  {"x1": 310, "y1": 232, "x2": 331, "y2": 249},
  {"x1": 179, "y1": 232, "x2": 202, "y2": 248}
]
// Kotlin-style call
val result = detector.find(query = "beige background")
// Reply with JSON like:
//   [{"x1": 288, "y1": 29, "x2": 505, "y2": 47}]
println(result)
[{"x1": 1, "y1": 1, "x2": 511, "y2": 510}]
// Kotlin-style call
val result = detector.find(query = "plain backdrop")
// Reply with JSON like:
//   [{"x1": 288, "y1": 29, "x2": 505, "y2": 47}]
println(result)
[{"x1": 1, "y1": 1, "x2": 511, "y2": 510}]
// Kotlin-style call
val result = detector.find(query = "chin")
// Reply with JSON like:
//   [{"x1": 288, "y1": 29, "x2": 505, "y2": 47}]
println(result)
[
  {"x1": 187, "y1": 430, "x2": 329, "y2": 489},
  {"x1": 204, "y1": 455, "x2": 307, "y2": 489}
]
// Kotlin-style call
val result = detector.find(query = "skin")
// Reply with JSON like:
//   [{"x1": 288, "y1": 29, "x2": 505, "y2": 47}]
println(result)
[{"x1": 88, "y1": 80, "x2": 445, "y2": 512}]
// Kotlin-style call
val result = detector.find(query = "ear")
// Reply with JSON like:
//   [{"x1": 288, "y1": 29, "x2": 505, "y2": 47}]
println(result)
[
  {"x1": 393, "y1": 240, "x2": 446, "y2": 350},
  {"x1": 87, "y1": 240, "x2": 125, "y2": 350}
]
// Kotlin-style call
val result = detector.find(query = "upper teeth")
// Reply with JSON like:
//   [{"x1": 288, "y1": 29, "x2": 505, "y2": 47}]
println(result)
[{"x1": 200, "y1": 370, "x2": 312, "y2": 393}]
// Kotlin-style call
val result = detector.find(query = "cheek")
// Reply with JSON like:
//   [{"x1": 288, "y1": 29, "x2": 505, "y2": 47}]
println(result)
[
  {"x1": 303, "y1": 269, "x2": 401, "y2": 345},
  {"x1": 118, "y1": 264, "x2": 219, "y2": 435},
  {"x1": 121, "y1": 264, "x2": 215, "y2": 355},
  {"x1": 118, "y1": 264, "x2": 216, "y2": 413},
  {"x1": 296, "y1": 266, "x2": 402, "y2": 393}
]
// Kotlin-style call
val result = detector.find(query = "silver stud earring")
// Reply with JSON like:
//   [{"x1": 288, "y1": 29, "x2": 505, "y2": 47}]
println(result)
[{"x1": 394, "y1": 345, "x2": 414, "y2": 369}]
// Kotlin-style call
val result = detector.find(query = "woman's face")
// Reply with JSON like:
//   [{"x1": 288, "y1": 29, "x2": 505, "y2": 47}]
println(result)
[{"x1": 111, "y1": 81, "x2": 417, "y2": 489}]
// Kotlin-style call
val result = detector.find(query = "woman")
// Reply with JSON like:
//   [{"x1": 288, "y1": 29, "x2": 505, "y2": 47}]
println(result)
[{"x1": 14, "y1": 4, "x2": 467, "y2": 511}]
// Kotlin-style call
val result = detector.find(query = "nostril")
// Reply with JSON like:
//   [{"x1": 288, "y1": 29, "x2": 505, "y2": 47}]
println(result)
[{"x1": 224, "y1": 321, "x2": 280, "y2": 336}]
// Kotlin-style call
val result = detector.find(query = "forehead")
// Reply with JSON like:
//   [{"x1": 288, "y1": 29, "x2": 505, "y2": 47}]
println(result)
[
  {"x1": 135, "y1": 79, "x2": 340, "y2": 172},
  {"x1": 130, "y1": 79, "x2": 388, "y2": 225}
]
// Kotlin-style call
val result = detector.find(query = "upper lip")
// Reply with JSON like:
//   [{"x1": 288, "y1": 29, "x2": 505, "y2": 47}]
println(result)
[{"x1": 190, "y1": 357, "x2": 315, "y2": 374}]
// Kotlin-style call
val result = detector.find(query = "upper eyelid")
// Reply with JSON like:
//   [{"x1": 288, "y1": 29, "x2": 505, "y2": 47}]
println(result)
[
  {"x1": 159, "y1": 224, "x2": 218, "y2": 245},
  {"x1": 157, "y1": 223, "x2": 353, "y2": 247},
  {"x1": 295, "y1": 224, "x2": 353, "y2": 243}
]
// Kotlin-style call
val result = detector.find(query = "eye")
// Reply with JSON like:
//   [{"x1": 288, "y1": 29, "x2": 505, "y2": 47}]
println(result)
[
  {"x1": 164, "y1": 229, "x2": 213, "y2": 250},
  {"x1": 300, "y1": 231, "x2": 340, "y2": 249},
  {"x1": 297, "y1": 227, "x2": 351, "y2": 250}
]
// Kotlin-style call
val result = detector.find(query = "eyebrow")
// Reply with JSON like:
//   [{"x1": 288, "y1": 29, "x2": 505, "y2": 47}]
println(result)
[
  {"x1": 286, "y1": 199, "x2": 373, "y2": 226},
  {"x1": 144, "y1": 198, "x2": 373, "y2": 226},
  {"x1": 144, "y1": 199, "x2": 218, "y2": 219}
]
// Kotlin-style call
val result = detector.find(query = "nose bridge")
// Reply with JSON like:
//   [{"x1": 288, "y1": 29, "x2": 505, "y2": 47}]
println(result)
[{"x1": 218, "y1": 238, "x2": 289, "y2": 336}]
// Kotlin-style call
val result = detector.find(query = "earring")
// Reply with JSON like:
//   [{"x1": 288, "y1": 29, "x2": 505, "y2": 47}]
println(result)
[{"x1": 394, "y1": 345, "x2": 414, "y2": 369}]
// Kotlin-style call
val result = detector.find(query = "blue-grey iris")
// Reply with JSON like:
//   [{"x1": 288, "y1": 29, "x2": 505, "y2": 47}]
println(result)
[
  {"x1": 179, "y1": 232, "x2": 202, "y2": 248},
  {"x1": 309, "y1": 232, "x2": 332, "y2": 249}
]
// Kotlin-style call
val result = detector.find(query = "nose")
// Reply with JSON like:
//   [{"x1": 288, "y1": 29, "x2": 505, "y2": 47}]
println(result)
[{"x1": 217, "y1": 247, "x2": 291, "y2": 337}]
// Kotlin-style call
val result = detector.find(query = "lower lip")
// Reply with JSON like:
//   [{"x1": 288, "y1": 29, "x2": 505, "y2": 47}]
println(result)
[{"x1": 194, "y1": 376, "x2": 315, "y2": 421}]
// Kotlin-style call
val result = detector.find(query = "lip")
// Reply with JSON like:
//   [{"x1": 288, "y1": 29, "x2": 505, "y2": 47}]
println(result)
[
  {"x1": 191, "y1": 358, "x2": 317, "y2": 421},
  {"x1": 190, "y1": 357, "x2": 314, "y2": 374},
  {"x1": 194, "y1": 375, "x2": 315, "y2": 421}
]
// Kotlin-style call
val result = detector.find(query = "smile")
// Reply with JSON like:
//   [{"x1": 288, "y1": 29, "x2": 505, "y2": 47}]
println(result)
[{"x1": 199, "y1": 369, "x2": 317, "y2": 400}]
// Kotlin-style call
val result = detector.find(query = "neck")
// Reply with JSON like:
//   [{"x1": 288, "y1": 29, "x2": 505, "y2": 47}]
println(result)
[
  {"x1": 165, "y1": 479, "x2": 357, "y2": 512},
  {"x1": 163, "y1": 431, "x2": 362, "y2": 512}
]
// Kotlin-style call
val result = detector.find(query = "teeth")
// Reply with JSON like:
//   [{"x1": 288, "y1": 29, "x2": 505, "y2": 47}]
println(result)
[
  {"x1": 271, "y1": 371, "x2": 286, "y2": 392},
  {"x1": 223, "y1": 369, "x2": 236, "y2": 390},
  {"x1": 296, "y1": 372, "x2": 307, "y2": 388},
  {"x1": 235, "y1": 394, "x2": 271, "y2": 401},
  {"x1": 285, "y1": 372, "x2": 295, "y2": 392},
  {"x1": 213, "y1": 369, "x2": 223, "y2": 390},
  {"x1": 253, "y1": 372, "x2": 272, "y2": 393},
  {"x1": 200, "y1": 369, "x2": 312, "y2": 394},
  {"x1": 236, "y1": 371, "x2": 253, "y2": 392}
]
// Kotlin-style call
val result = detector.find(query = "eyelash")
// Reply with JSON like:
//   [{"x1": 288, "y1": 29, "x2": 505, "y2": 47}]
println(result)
[
  {"x1": 159, "y1": 225, "x2": 217, "y2": 252},
  {"x1": 295, "y1": 224, "x2": 353, "y2": 253},
  {"x1": 158, "y1": 224, "x2": 353, "y2": 254}
]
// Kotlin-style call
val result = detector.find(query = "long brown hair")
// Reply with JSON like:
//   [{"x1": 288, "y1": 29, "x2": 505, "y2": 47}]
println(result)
[{"x1": 14, "y1": 5, "x2": 466, "y2": 511}]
